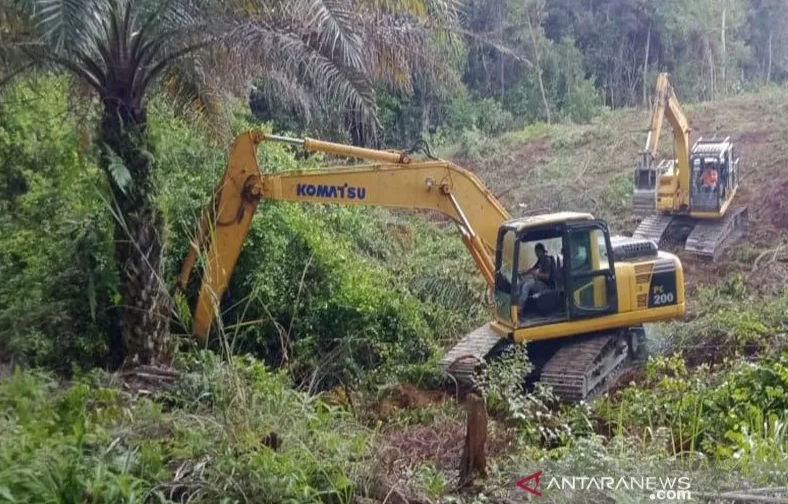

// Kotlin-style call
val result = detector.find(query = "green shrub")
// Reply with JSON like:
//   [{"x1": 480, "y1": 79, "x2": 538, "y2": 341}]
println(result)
[
  {"x1": 0, "y1": 76, "x2": 116, "y2": 371},
  {"x1": 0, "y1": 357, "x2": 372, "y2": 503},
  {"x1": 594, "y1": 350, "x2": 788, "y2": 477},
  {"x1": 565, "y1": 78, "x2": 606, "y2": 124}
]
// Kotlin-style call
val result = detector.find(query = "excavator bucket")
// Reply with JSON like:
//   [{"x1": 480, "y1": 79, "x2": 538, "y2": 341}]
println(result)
[{"x1": 632, "y1": 153, "x2": 657, "y2": 215}]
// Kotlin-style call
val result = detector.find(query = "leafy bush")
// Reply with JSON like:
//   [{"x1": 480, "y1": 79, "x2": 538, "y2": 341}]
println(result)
[
  {"x1": 0, "y1": 356, "x2": 372, "y2": 503},
  {"x1": 0, "y1": 76, "x2": 116, "y2": 371},
  {"x1": 593, "y1": 351, "x2": 788, "y2": 479},
  {"x1": 583, "y1": 279, "x2": 788, "y2": 474},
  {"x1": 565, "y1": 78, "x2": 606, "y2": 124},
  {"x1": 650, "y1": 275, "x2": 788, "y2": 363}
]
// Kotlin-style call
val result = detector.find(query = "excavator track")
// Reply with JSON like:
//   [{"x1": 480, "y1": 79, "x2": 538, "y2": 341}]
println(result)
[
  {"x1": 439, "y1": 323, "x2": 512, "y2": 388},
  {"x1": 684, "y1": 205, "x2": 749, "y2": 261},
  {"x1": 539, "y1": 330, "x2": 633, "y2": 402},
  {"x1": 440, "y1": 324, "x2": 645, "y2": 402},
  {"x1": 632, "y1": 213, "x2": 675, "y2": 247},
  {"x1": 634, "y1": 205, "x2": 749, "y2": 261}
]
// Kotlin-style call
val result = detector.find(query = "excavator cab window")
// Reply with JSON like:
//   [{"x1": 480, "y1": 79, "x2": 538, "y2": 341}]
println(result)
[
  {"x1": 701, "y1": 162, "x2": 719, "y2": 192},
  {"x1": 728, "y1": 145, "x2": 739, "y2": 192},
  {"x1": 493, "y1": 227, "x2": 519, "y2": 324},
  {"x1": 508, "y1": 226, "x2": 569, "y2": 326},
  {"x1": 564, "y1": 220, "x2": 618, "y2": 319},
  {"x1": 495, "y1": 223, "x2": 568, "y2": 327},
  {"x1": 691, "y1": 155, "x2": 723, "y2": 211},
  {"x1": 720, "y1": 146, "x2": 738, "y2": 201},
  {"x1": 494, "y1": 220, "x2": 622, "y2": 327}
]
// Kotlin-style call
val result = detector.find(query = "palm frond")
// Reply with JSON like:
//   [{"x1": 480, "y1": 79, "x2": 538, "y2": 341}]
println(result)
[
  {"x1": 160, "y1": 59, "x2": 232, "y2": 142},
  {"x1": 28, "y1": 0, "x2": 106, "y2": 54},
  {"x1": 357, "y1": 0, "x2": 428, "y2": 16},
  {"x1": 423, "y1": 18, "x2": 534, "y2": 67},
  {"x1": 291, "y1": 0, "x2": 365, "y2": 70},
  {"x1": 235, "y1": 21, "x2": 379, "y2": 127},
  {"x1": 2, "y1": 0, "x2": 468, "y2": 140},
  {"x1": 421, "y1": 0, "x2": 463, "y2": 19},
  {"x1": 355, "y1": 1, "x2": 464, "y2": 100},
  {"x1": 253, "y1": 69, "x2": 317, "y2": 123}
]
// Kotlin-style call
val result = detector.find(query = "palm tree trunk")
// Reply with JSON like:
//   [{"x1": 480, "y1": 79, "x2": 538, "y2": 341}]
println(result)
[{"x1": 99, "y1": 97, "x2": 174, "y2": 369}]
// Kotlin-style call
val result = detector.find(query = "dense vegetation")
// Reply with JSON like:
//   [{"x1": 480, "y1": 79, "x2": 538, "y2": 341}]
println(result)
[
  {"x1": 1, "y1": 0, "x2": 787, "y2": 502},
  {"x1": 261, "y1": 0, "x2": 788, "y2": 148}
]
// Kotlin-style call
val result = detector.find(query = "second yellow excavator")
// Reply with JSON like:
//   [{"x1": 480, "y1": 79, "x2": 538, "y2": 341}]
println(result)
[
  {"x1": 178, "y1": 129, "x2": 686, "y2": 402},
  {"x1": 632, "y1": 72, "x2": 748, "y2": 261}
]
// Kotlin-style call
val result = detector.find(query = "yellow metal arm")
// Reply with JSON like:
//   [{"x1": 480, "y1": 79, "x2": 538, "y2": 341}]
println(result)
[
  {"x1": 663, "y1": 81, "x2": 692, "y2": 209},
  {"x1": 643, "y1": 73, "x2": 692, "y2": 211},
  {"x1": 178, "y1": 128, "x2": 511, "y2": 342},
  {"x1": 643, "y1": 74, "x2": 668, "y2": 159},
  {"x1": 267, "y1": 133, "x2": 414, "y2": 164}
]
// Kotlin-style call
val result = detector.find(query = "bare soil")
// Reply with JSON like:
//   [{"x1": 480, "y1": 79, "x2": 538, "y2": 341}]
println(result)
[
  {"x1": 373, "y1": 383, "x2": 450, "y2": 418},
  {"x1": 450, "y1": 89, "x2": 788, "y2": 292},
  {"x1": 376, "y1": 409, "x2": 514, "y2": 476}
]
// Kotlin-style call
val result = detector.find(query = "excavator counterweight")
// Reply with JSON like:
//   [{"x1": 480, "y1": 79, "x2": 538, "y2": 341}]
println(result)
[{"x1": 179, "y1": 129, "x2": 686, "y2": 403}]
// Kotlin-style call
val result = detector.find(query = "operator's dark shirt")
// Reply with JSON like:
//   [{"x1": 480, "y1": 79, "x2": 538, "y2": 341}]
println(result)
[
  {"x1": 533, "y1": 254, "x2": 551, "y2": 275},
  {"x1": 533, "y1": 254, "x2": 553, "y2": 282}
]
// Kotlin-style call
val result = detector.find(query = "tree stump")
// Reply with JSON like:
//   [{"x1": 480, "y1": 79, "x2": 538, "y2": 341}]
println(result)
[{"x1": 459, "y1": 392, "x2": 488, "y2": 485}]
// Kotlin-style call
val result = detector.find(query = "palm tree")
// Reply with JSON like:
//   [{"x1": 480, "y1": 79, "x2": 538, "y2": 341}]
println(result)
[{"x1": 0, "y1": 0, "x2": 461, "y2": 370}]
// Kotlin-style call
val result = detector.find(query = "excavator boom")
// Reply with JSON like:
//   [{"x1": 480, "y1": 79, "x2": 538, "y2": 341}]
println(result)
[{"x1": 178, "y1": 129, "x2": 510, "y2": 341}]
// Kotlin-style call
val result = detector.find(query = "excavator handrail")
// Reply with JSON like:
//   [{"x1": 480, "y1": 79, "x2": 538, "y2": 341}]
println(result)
[{"x1": 178, "y1": 128, "x2": 512, "y2": 342}]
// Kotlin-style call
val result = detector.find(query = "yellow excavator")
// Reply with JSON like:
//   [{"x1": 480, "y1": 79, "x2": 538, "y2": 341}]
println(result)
[
  {"x1": 632, "y1": 72, "x2": 748, "y2": 261},
  {"x1": 178, "y1": 128, "x2": 686, "y2": 402}
]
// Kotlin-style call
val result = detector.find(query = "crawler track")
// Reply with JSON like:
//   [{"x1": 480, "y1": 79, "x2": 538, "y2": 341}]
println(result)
[
  {"x1": 439, "y1": 325, "x2": 645, "y2": 402},
  {"x1": 438, "y1": 323, "x2": 512, "y2": 388},
  {"x1": 685, "y1": 205, "x2": 749, "y2": 261},
  {"x1": 633, "y1": 213, "x2": 675, "y2": 247},
  {"x1": 539, "y1": 330, "x2": 634, "y2": 402},
  {"x1": 633, "y1": 205, "x2": 749, "y2": 261}
]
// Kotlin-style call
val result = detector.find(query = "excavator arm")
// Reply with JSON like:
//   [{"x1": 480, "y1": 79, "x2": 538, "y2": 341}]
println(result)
[
  {"x1": 642, "y1": 78, "x2": 666, "y2": 162},
  {"x1": 633, "y1": 72, "x2": 692, "y2": 212},
  {"x1": 177, "y1": 128, "x2": 511, "y2": 342},
  {"x1": 643, "y1": 73, "x2": 692, "y2": 167},
  {"x1": 655, "y1": 73, "x2": 692, "y2": 210}
]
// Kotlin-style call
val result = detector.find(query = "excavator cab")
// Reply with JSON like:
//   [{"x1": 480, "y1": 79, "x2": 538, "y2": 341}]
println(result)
[
  {"x1": 493, "y1": 215, "x2": 618, "y2": 329},
  {"x1": 689, "y1": 137, "x2": 740, "y2": 214}
]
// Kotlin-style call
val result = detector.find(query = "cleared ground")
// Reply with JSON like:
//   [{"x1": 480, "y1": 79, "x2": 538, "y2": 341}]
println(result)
[{"x1": 449, "y1": 86, "x2": 788, "y2": 296}]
